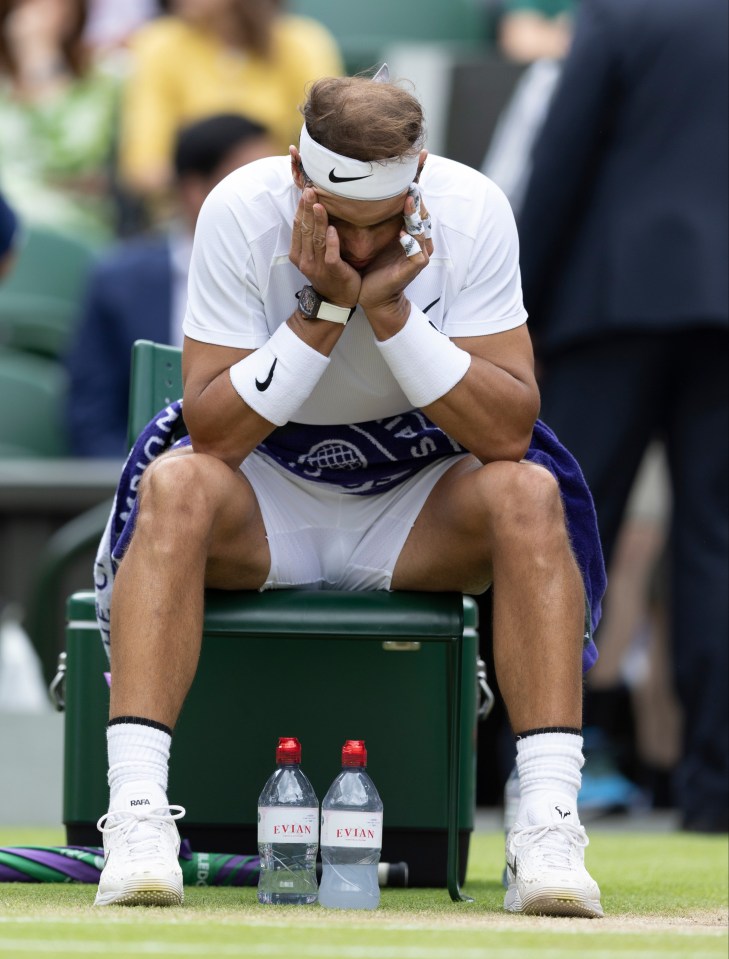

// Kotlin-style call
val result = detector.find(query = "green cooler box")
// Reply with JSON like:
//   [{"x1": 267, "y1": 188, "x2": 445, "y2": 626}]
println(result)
[{"x1": 63, "y1": 589, "x2": 479, "y2": 887}]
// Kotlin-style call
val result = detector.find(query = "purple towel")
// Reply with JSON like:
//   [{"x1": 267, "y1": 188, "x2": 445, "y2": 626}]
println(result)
[{"x1": 95, "y1": 404, "x2": 604, "y2": 671}]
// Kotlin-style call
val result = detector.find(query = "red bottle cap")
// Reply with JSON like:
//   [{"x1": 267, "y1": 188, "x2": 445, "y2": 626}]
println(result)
[
  {"x1": 342, "y1": 739, "x2": 367, "y2": 767},
  {"x1": 276, "y1": 737, "x2": 301, "y2": 764}
]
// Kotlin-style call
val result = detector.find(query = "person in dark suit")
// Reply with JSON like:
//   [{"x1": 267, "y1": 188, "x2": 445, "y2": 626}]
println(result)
[
  {"x1": 517, "y1": 0, "x2": 728, "y2": 831},
  {"x1": 0, "y1": 190, "x2": 19, "y2": 279},
  {"x1": 65, "y1": 112, "x2": 276, "y2": 458}
]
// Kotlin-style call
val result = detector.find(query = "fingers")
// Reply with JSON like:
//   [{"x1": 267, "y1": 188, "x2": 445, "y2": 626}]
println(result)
[
  {"x1": 298, "y1": 188, "x2": 328, "y2": 258},
  {"x1": 324, "y1": 225, "x2": 342, "y2": 267},
  {"x1": 290, "y1": 189, "x2": 361, "y2": 304},
  {"x1": 399, "y1": 232, "x2": 422, "y2": 258},
  {"x1": 290, "y1": 187, "x2": 330, "y2": 270},
  {"x1": 403, "y1": 184, "x2": 432, "y2": 240},
  {"x1": 400, "y1": 184, "x2": 433, "y2": 263}
]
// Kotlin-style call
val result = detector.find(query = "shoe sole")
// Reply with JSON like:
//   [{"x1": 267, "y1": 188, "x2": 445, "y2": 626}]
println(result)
[
  {"x1": 505, "y1": 884, "x2": 603, "y2": 918},
  {"x1": 95, "y1": 881, "x2": 183, "y2": 907}
]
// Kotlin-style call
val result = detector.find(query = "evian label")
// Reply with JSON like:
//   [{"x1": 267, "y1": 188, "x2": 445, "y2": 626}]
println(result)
[
  {"x1": 321, "y1": 810, "x2": 383, "y2": 848},
  {"x1": 258, "y1": 806, "x2": 318, "y2": 844}
]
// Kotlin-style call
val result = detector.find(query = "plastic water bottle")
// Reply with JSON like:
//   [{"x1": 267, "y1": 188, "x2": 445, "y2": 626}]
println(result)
[
  {"x1": 257, "y1": 737, "x2": 319, "y2": 905},
  {"x1": 319, "y1": 739, "x2": 383, "y2": 910}
]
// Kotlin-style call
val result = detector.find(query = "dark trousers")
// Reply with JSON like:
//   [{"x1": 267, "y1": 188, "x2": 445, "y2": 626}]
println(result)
[{"x1": 539, "y1": 327, "x2": 729, "y2": 829}]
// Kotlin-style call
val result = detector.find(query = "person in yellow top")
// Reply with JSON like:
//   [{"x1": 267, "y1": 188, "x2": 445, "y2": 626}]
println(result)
[{"x1": 117, "y1": 0, "x2": 343, "y2": 206}]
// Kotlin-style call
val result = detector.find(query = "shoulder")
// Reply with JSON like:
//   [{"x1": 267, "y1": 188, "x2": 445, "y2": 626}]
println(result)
[
  {"x1": 128, "y1": 16, "x2": 197, "y2": 57},
  {"x1": 422, "y1": 155, "x2": 517, "y2": 238},
  {"x1": 198, "y1": 156, "x2": 295, "y2": 240},
  {"x1": 571, "y1": 0, "x2": 632, "y2": 32}
]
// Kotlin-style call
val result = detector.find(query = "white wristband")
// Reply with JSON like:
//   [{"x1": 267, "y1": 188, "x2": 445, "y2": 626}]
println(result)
[
  {"x1": 229, "y1": 322, "x2": 330, "y2": 426},
  {"x1": 376, "y1": 307, "x2": 471, "y2": 408}
]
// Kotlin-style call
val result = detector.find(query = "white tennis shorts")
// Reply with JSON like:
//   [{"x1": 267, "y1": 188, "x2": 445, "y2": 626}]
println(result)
[{"x1": 240, "y1": 450, "x2": 469, "y2": 591}]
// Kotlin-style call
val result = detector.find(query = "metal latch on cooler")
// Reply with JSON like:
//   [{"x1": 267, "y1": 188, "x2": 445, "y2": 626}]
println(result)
[{"x1": 49, "y1": 650, "x2": 66, "y2": 712}]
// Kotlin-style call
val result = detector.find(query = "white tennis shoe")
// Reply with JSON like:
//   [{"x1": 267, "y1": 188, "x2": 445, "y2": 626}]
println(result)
[
  {"x1": 95, "y1": 781, "x2": 185, "y2": 907},
  {"x1": 504, "y1": 798, "x2": 603, "y2": 918}
]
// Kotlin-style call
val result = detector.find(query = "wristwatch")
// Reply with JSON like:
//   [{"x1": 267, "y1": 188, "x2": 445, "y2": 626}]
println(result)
[{"x1": 296, "y1": 285, "x2": 355, "y2": 324}]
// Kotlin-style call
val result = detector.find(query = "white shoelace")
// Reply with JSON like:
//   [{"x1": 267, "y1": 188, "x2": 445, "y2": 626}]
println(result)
[
  {"x1": 511, "y1": 821, "x2": 589, "y2": 869},
  {"x1": 96, "y1": 805, "x2": 186, "y2": 860}
]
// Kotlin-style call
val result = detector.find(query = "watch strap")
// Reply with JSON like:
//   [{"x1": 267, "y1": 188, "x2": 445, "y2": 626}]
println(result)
[
  {"x1": 296, "y1": 285, "x2": 355, "y2": 324},
  {"x1": 316, "y1": 299, "x2": 355, "y2": 324}
]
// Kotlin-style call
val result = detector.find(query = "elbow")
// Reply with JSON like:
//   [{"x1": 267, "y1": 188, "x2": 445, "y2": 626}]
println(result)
[
  {"x1": 185, "y1": 433, "x2": 244, "y2": 472},
  {"x1": 473, "y1": 404, "x2": 539, "y2": 465},
  {"x1": 503, "y1": 428, "x2": 535, "y2": 464},
  {"x1": 511, "y1": 406, "x2": 540, "y2": 461},
  {"x1": 475, "y1": 430, "x2": 533, "y2": 465}
]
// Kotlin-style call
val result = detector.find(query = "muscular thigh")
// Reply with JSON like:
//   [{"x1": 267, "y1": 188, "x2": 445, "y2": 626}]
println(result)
[
  {"x1": 143, "y1": 446, "x2": 270, "y2": 590},
  {"x1": 392, "y1": 456, "x2": 496, "y2": 593}
]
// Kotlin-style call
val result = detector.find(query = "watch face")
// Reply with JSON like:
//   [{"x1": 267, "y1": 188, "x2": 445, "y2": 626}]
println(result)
[{"x1": 298, "y1": 285, "x2": 320, "y2": 318}]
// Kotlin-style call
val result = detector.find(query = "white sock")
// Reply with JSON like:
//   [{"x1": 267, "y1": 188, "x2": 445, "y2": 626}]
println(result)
[
  {"x1": 107, "y1": 721, "x2": 171, "y2": 804},
  {"x1": 515, "y1": 731, "x2": 584, "y2": 822}
]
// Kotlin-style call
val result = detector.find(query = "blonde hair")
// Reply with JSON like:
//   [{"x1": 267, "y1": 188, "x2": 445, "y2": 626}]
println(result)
[{"x1": 302, "y1": 74, "x2": 425, "y2": 162}]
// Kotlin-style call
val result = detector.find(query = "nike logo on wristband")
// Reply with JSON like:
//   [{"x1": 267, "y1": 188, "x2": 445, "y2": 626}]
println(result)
[
  {"x1": 255, "y1": 358, "x2": 277, "y2": 391},
  {"x1": 329, "y1": 169, "x2": 373, "y2": 184}
]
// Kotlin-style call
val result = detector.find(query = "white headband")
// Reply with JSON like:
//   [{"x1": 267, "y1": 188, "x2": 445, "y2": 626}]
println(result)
[{"x1": 298, "y1": 123, "x2": 420, "y2": 201}]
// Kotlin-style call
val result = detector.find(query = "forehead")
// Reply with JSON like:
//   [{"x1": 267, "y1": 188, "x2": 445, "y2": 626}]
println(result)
[{"x1": 313, "y1": 189, "x2": 406, "y2": 227}]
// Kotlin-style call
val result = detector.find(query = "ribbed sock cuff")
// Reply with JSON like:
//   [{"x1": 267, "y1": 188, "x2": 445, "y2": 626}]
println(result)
[
  {"x1": 108, "y1": 715, "x2": 172, "y2": 736},
  {"x1": 107, "y1": 719, "x2": 171, "y2": 797},
  {"x1": 516, "y1": 731, "x2": 584, "y2": 806}
]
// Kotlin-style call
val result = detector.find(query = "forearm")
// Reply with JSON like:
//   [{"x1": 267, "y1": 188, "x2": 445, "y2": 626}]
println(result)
[
  {"x1": 421, "y1": 357, "x2": 539, "y2": 463},
  {"x1": 183, "y1": 314, "x2": 344, "y2": 469},
  {"x1": 373, "y1": 304, "x2": 538, "y2": 464},
  {"x1": 183, "y1": 368, "x2": 274, "y2": 470}
]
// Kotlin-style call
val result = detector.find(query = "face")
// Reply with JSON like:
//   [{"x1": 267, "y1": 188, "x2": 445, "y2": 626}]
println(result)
[
  {"x1": 291, "y1": 146, "x2": 427, "y2": 272},
  {"x1": 316, "y1": 192, "x2": 407, "y2": 271},
  {"x1": 4, "y1": 0, "x2": 80, "y2": 40},
  {"x1": 179, "y1": 134, "x2": 277, "y2": 230}
]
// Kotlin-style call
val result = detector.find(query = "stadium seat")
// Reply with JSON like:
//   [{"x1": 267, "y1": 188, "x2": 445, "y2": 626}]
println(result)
[
  {"x1": 0, "y1": 347, "x2": 71, "y2": 457},
  {"x1": 61, "y1": 340, "x2": 481, "y2": 898},
  {"x1": 0, "y1": 225, "x2": 98, "y2": 359}
]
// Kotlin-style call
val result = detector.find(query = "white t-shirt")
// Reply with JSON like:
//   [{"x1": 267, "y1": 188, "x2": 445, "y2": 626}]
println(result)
[{"x1": 183, "y1": 154, "x2": 527, "y2": 427}]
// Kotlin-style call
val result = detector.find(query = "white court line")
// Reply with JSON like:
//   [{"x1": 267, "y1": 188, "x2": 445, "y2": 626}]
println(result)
[
  {"x1": 0, "y1": 915, "x2": 725, "y2": 936},
  {"x1": 0, "y1": 942, "x2": 724, "y2": 959},
  {"x1": 0, "y1": 938, "x2": 725, "y2": 959}
]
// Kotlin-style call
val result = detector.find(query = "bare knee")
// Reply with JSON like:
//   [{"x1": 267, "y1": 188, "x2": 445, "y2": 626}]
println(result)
[
  {"x1": 481, "y1": 461, "x2": 568, "y2": 552},
  {"x1": 134, "y1": 452, "x2": 235, "y2": 543}
]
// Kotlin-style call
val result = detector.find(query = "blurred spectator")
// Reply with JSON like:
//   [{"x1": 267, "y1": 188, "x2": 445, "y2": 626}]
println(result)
[
  {"x1": 498, "y1": 0, "x2": 575, "y2": 64},
  {"x1": 65, "y1": 112, "x2": 276, "y2": 458},
  {"x1": 482, "y1": 1, "x2": 578, "y2": 213},
  {"x1": 84, "y1": 0, "x2": 161, "y2": 59},
  {"x1": 481, "y1": 58, "x2": 563, "y2": 215},
  {"x1": 0, "y1": 189, "x2": 19, "y2": 278},
  {"x1": 116, "y1": 0, "x2": 343, "y2": 218},
  {"x1": 0, "y1": 0, "x2": 120, "y2": 242},
  {"x1": 586, "y1": 443, "x2": 680, "y2": 809},
  {"x1": 518, "y1": 0, "x2": 728, "y2": 831}
]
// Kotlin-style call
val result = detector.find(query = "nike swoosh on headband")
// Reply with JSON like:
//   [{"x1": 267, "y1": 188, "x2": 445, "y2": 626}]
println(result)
[
  {"x1": 255, "y1": 358, "x2": 277, "y2": 391},
  {"x1": 328, "y1": 169, "x2": 373, "y2": 184}
]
